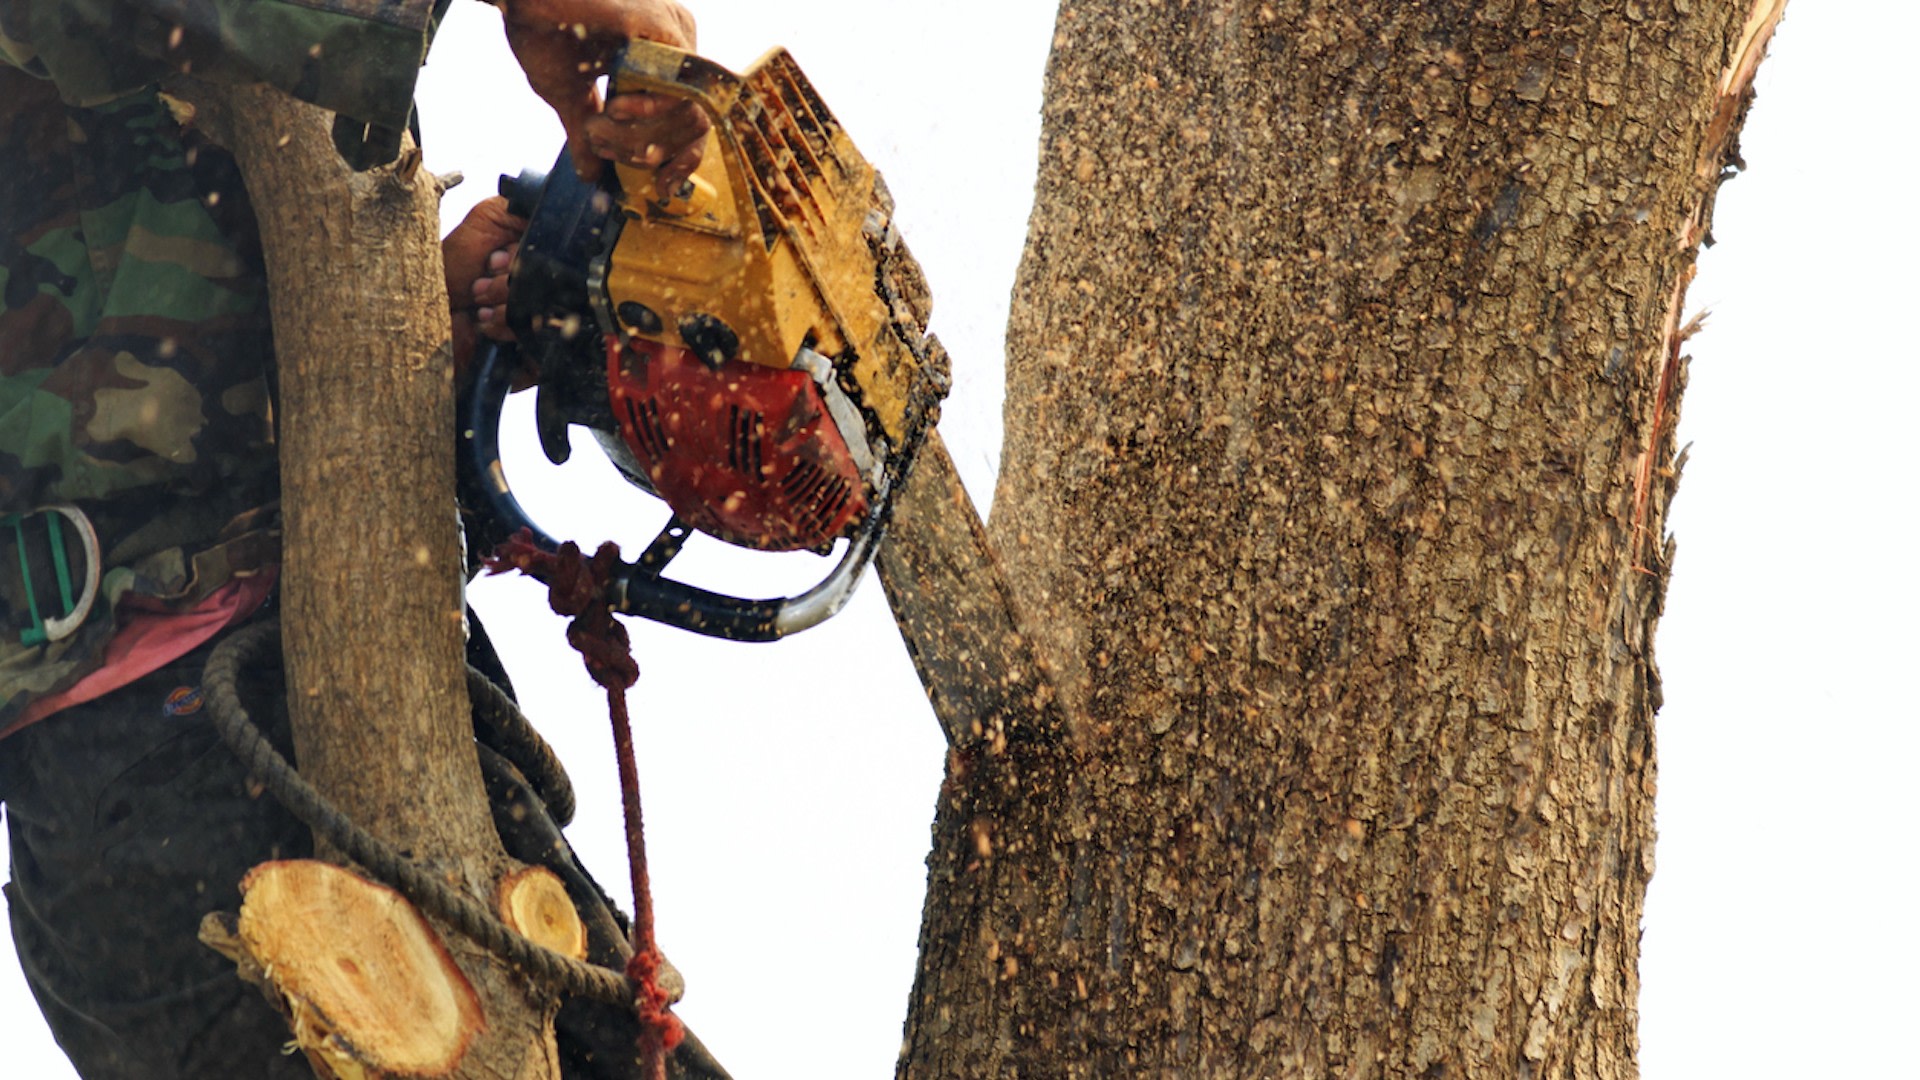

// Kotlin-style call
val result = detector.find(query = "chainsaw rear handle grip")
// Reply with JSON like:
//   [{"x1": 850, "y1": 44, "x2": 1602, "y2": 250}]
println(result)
[
  {"x1": 460, "y1": 340, "x2": 865, "y2": 642},
  {"x1": 609, "y1": 40, "x2": 741, "y2": 116},
  {"x1": 605, "y1": 41, "x2": 754, "y2": 212}
]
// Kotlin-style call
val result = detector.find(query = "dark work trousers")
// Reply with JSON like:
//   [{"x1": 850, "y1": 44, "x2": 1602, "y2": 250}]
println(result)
[
  {"x1": 0, "y1": 615, "x2": 661, "y2": 1079},
  {"x1": 0, "y1": 628, "x2": 313, "y2": 1078}
]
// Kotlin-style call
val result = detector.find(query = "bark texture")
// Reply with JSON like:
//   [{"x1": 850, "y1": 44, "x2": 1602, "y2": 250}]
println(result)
[
  {"x1": 900, "y1": 2, "x2": 1775, "y2": 1076},
  {"x1": 175, "y1": 84, "x2": 562, "y2": 1079}
]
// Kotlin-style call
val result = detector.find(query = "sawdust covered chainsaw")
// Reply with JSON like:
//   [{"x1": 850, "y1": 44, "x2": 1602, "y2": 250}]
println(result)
[{"x1": 459, "y1": 41, "x2": 950, "y2": 641}]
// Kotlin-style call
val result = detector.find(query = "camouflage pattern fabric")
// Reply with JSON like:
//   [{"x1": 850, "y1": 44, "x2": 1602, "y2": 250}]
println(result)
[
  {"x1": 0, "y1": 0, "x2": 438, "y2": 134},
  {"x1": 0, "y1": 0, "x2": 434, "y2": 728},
  {"x1": 0, "y1": 66, "x2": 283, "y2": 729}
]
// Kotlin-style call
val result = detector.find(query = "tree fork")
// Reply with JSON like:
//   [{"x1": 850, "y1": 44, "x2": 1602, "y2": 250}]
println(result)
[{"x1": 168, "y1": 82, "x2": 562, "y2": 1079}]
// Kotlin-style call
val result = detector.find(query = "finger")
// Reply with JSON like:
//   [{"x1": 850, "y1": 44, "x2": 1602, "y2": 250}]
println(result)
[
  {"x1": 469, "y1": 194, "x2": 515, "y2": 226},
  {"x1": 654, "y1": 138, "x2": 706, "y2": 200},
  {"x1": 588, "y1": 130, "x2": 665, "y2": 170},
  {"x1": 605, "y1": 92, "x2": 687, "y2": 121},
  {"x1": 597, "y1": 98, "x2": 710, "y2": 146},
  {"x1": 480, "y1": 311, "x2": 517, "y2": 343},
  {"x1": 471, "y1": 198, "x2": 529, "y2": 241},
  {"x1": 444, "y1": 230, "x2": 501, "y2": 307},
  {"x1": 471, "y1": 273, "x2": 511, "y2": 308},
  {"x1": 583, "y1": 109, "x2": 708, "y2": 177}
]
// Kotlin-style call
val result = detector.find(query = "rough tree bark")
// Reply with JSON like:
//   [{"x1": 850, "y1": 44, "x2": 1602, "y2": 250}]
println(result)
[
  {"x1": 898, "y1": 1, "x2": 1781, "y2": 1076},
  {"x1": 174, "y1": 84, "x2": 562, "y2": 1079}
]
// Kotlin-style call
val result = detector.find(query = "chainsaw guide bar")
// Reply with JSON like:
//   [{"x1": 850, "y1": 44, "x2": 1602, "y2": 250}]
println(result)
[{"x1": 459, "y1": 41, "x2": 949, "y2": 641}]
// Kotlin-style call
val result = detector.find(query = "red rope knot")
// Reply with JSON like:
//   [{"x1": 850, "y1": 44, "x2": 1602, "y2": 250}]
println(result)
[
  {"x1": 627, "y1": 944, "x2": 684, "y2": 1062},
  {"x1": 487, "y1": 532, "x2": 684, "y2": 1069}
]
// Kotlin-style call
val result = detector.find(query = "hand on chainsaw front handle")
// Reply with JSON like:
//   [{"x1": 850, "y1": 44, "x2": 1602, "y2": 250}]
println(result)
[
  {"x1": 445, "y1": 196, "x2": 529, "y2": 376},
  {"x1": 500, "y1": 0, "x2": 708, "y2": 193}
]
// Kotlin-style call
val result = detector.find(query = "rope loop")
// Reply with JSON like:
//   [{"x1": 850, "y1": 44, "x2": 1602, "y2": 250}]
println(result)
[{"x1": 203, "y1": 620, "x2": 634, "y2": 1009}]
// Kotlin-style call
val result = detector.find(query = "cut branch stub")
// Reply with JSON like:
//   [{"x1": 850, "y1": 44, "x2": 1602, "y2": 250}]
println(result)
[
  {"x1": 496, "y1": 866, "x2": 588, "y2": 962},
  {"x1": 238, "y1": 859, "x2": 486, "y2": 1078}
]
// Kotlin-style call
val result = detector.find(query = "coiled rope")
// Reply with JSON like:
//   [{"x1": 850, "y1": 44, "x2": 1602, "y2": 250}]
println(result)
[
  {"x1": 203, "y1": 619, "x2": 634, "y2": 1010},
  {"x1": 467, "y1": 663, "x2": 576, "y2": 827}
]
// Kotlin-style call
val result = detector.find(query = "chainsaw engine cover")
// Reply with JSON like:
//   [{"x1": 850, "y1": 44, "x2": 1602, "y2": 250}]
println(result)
[
  {"x1": 608, "y1": 337, "x2": 869, "y2": 551},
  {"x1": 459, "y1": 42, "x2": 950, "y2": 640}
]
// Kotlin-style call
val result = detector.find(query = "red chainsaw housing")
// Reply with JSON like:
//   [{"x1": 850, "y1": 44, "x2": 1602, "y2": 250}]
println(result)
[{"x1": 606, "y1": 336, "x2": 869, "y2": 552}]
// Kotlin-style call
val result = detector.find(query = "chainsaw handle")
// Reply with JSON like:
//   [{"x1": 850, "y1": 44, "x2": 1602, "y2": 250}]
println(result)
[
  {"x1": 459, "y1": 340, "x2": 554, "y2": 552},
  {"x1": 609, "y1": 40, "x2": 741, "y2": 114},
  {"x1": 605, "y1": 41, "x2": 760, "y2": 219}
]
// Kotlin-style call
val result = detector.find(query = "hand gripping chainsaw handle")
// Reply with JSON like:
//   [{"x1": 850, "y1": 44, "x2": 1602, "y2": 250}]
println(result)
[{"x1": 459, "y1": 40, "x2": 939, "y2": 642}]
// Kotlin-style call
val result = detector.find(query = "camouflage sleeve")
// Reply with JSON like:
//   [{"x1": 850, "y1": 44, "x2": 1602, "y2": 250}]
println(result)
[{"x1": 1, "y1": 0, "x2": 447, "y2": 132}]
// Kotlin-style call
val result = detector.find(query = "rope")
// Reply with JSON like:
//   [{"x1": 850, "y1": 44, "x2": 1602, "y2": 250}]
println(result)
[
  {"x1": 466, "y1": 665, "x2": 576, "y2": 827},
  {"x1": 203, "y1": 620, "x2": 635, "y2": 1010},
  {"x1": 488, "y1": 534, "x2": 683, "y2": 1076}
]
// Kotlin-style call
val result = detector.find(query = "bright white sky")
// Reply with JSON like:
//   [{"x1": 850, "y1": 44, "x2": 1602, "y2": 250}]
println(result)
[{"x1": 5, "y1": 4, "x2": 1913, "y2": 1078}]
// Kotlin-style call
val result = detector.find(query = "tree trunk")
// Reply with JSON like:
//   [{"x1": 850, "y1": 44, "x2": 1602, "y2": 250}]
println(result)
[
  {"x1": 899, "y1": 1, "x2": 1780, "y2": 1075},
  {"x1": 175, "y1": 84, "x2": 561, "y2": 1079}
]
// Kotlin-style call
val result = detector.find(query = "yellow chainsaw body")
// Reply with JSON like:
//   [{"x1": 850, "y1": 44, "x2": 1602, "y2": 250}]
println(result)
[{"x1": 601, "y1": 43, "x2": 920, "y2": 445}]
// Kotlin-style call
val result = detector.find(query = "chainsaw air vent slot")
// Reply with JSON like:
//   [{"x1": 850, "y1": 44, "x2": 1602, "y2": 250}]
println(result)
[
  {"x1": 727, "y1": 406, "x2": 765, "y2": 477},
  {"x1": 623, "y1": 397, "x2": 669, "y2": 459},
  {"x1": 781, "y1": 459, "x2": 854, "y2": 541},
  {"x1": 731, "y1": 115, "x2": 785, "y2": 252}
]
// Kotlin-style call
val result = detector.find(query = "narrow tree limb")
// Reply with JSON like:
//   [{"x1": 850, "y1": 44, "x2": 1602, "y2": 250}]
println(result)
[{"x1": 167, "y1": 77, "x2": 560, "y2": 1079}]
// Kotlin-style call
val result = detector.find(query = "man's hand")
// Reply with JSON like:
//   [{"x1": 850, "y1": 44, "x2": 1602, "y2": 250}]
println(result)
[
  {"x1": 445, "y1": 196, "x2": 529, "y2": 373},
  {"x1": 500, "y1": 0, "x2": 709, "y2": 195}
]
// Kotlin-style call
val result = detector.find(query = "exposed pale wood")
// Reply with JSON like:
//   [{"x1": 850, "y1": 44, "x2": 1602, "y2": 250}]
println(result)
[
  {"x1": 898, "y1": 2, "x2": 1778, "y2": 1075},
  {"x1": 497, "y1": 867, "x2": 589, "y2": 963},
  {"x1": 235, "y1": 860, "x2": 485, "y2": 1079}
]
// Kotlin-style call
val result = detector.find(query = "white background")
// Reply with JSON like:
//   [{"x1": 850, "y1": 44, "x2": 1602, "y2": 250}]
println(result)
[{"x1": 4, "y1": 3, "x2": 1913, "y2": 1077}]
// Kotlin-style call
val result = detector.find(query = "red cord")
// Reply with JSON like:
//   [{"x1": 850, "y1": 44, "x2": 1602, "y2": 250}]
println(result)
[{"x1": 489, "y1": 533, "x2": 685, "y2": 1074}]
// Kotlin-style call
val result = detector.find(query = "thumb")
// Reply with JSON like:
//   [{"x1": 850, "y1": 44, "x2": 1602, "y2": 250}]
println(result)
[
  {"x1": 566, "y1": 126, "x2": 605, "y2": 184},
  {"x1": 551, "y1": 88, "x2": 607, "y2": 183}
]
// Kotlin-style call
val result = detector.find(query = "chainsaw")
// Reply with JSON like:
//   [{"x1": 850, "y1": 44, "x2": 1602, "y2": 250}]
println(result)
[{"x1": 458, "y1": 41, "x2": 950, "y2": 641}]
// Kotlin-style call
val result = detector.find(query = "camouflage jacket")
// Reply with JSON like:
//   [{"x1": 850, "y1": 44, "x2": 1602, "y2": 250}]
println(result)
[{"x1": 0, "y1": 0, "x2": 439, "y2": 729}]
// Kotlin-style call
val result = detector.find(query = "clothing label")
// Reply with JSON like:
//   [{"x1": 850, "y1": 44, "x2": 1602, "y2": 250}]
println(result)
[{"x1": 162, "y1": 686, "x2": 204, "y2": 717}]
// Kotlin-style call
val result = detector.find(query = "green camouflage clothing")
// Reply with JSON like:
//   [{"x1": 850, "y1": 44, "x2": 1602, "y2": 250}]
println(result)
[
  {"x1": 0, "y1": 0, "x2": 437, "y2": 730},
  {"x1": 0, "y1": 0, "x2": 435, "y2": 132}
]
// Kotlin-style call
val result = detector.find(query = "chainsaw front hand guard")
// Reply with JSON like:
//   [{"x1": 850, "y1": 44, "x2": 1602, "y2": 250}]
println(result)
[{"x1": 458, "y1": 339, "x2": 882, "y2": 642}]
